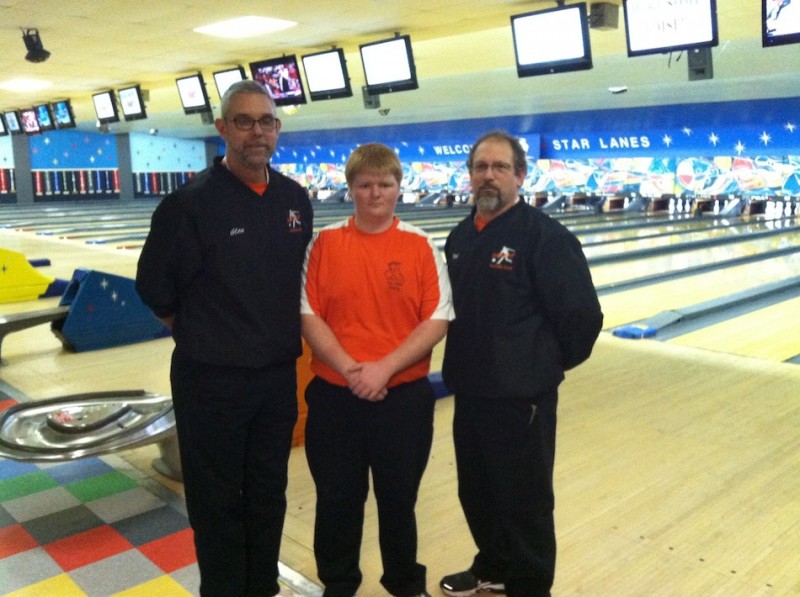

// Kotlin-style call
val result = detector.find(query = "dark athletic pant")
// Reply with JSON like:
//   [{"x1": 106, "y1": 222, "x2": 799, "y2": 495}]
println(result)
[
  {"x1": 170, "y1": 351, "x2": 298, "y2": 597},
  {"x1": 304, "y1": 376, "x2": 435, "y2": 597},
  {"x1": 453, "y1": 391, "x2": 558, "y2": 597}
]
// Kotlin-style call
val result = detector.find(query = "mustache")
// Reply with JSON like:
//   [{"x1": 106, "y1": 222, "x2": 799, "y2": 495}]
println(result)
[{"x1": 475, "y1": 183, "x2": 501, "y2": 195}]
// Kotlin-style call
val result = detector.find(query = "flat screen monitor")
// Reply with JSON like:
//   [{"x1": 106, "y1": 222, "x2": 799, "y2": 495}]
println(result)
[
  {"x1": 763, "y1": 0, "x2": 800, "y2": 47},
  {"x1": 34, "y1": 104, "x2": 55, "y2": 131},
  {"x1": 511, "y1": 3, "x2": 593, "y2": 77},
  {"x1": 92, "y1": 90, "x2": 120, "y2": 124},
  {"x1": 51, "y1": 99, "x2": 76, "y2": 129},
  {"x1": 176, "y1": 73, "x2": 211, "y2": 114},
  {"x1": 19, "y1": 108, "x2": 41, "y2": 135},
  {"x1": 213, "y1": 66, "x2": 246, "y2": 99},
  {"x1": 359, "y1": 35, "x2": 419, "y2": 95},
  {"x1": 301, "y1": 48, "x2": 353, "y2": 101},
  {"x1": 623, "y1": 0, "x2": 718, "y2": 57},
  {"x1": 118, "y1": 85, "x2": 147, "y2": 121},
  {"x1": 0, "y1": 113, "x2": 6, "y2": 136},
  {"x1": 249, "y1": 55, "x2": 307, "y2": 106},
  {"x1": 3, "y1": 111, "x2": 21, "y2": 134}
]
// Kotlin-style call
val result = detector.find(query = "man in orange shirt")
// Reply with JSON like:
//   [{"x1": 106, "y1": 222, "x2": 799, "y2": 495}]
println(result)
[{"x1": 301, "y1": 143, "x2": 454, "y2": 597}]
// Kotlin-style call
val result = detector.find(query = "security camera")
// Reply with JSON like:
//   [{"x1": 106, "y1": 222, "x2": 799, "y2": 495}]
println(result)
[
  {"x1": 149, "y1": 128, "x2": 159, "y2": 136},
  {"x1": 378, "y1": 108, "x2": 390, "y2": 116}
]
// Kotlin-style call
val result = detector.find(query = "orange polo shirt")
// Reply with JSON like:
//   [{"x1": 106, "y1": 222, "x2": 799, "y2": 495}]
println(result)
[{"x1": 301, "y1": 216, "x2": 453, "y2": 387}]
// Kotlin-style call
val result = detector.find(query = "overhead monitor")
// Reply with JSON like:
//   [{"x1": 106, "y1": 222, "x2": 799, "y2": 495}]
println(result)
[
  {"x1": 762, "y1": 0, "x2": 800, "y2": 47},
  {"x1": 19, "y1": 108, "x2": 41, "y2": 135},
  {"x1": 175, "y1": 73, "x2": 212, "y2": 114},
  {"x1": 0, "y1": 113, "x2": 6, "y2": 136},
  {"x1": 118, "y1": 85, "x2": 148, "y2": 121},
  {"x1": 623, "y1": 0, "x2": 719, "y2": 57},
  {"x1": 359, "y1": 34, "x2": 419, "y2": 95},
  {"x1": 301, "y1": 48, "x2": 353, "y2": 101},
  {"x1": 511, "y1": 2, "x2": 593, "y2": 77},
  {"x1": 34, "y1": 104, "x2": 55, "y2": 131},
  {"x1": 249, "y1": 55, "x2": 307, "y2": 106},
  {"x1": 92, "y1": 90, "x2": 120, "y2": 124},
  {"x1": 51, "y1": 99, "x2": 77, "y2": 129},
  {"x1": 3, "y1": 111, "x2": 22, "y2": 134},
  {"x1": 213, "y1": 66, "x2": 246, "y2": 99}
]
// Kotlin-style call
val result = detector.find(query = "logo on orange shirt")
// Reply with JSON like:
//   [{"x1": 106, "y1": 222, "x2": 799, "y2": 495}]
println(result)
[{"x1": 385, "y1": 261, "x2": 405, "y2": 289}]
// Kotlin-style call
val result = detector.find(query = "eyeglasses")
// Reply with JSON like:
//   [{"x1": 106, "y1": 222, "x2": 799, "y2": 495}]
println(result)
[
  {"x1": 471, "y1": 161, "x2": 514, "y2": 175},
  {"x1": 228, "y1": 115, "x2": 279, "y2": 131}
]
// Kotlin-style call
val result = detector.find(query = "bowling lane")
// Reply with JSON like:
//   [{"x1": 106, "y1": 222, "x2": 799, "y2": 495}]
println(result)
[
  {"x1": 582, "y1": 218, "x2": 798, "y2": 260},
  {"x1": 0, "y1": 204, "x2": 158, "y2": 230},
  {"x1": 57, "y1": 227, "x2": 152, "y2": 241},
  {"x1": 567, "y1": 212, "x2": 702, "y2": 238},
  {"x1": 576, "y1": 217, "x2": 748, "y2": 245},
  {"x1": 665, "y1": 295, "x2": 800, "y2": 362},
  {"x1": 590, "y1": 232, "x2": 800, "y2": 287},
  {"x1": 599, "y1": 251, "x2": 800, "y2": 329}
]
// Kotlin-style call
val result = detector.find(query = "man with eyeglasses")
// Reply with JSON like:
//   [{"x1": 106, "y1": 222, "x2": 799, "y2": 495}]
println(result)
[
  {"x1": 136, "y1": 80, "x2": 312, "y2": 597},
  {"x1": 439, "y1": 130, "x2": 603, "y2": 597}
]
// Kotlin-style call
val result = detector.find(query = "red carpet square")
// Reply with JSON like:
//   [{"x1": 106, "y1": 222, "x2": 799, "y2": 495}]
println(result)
[
  {"x1": 44, "y1": 524, "x2": 133, "y2": 571},
  {"x1": 0, "y1": 523, "x2": 38, "y2": 558},
  {"x1": 139, "y1": 527, "x2": 196, "y2": 573}
]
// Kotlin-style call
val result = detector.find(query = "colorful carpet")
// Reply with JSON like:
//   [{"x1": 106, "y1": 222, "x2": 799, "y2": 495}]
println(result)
[
  {"x1": 0, "y1": 451, "x2": 200, "y2": 596},
  {"x1": 0, "y1": 389, "x2": 316, "y2": 596}
]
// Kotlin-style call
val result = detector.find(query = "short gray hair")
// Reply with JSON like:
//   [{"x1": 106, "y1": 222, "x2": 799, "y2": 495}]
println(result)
[
  {"x1": 467, "y1": 130, "x2": 528, "y2": 177},
  {"x1": 220, "y1": 80, "x2": 275, "y2": 119}
]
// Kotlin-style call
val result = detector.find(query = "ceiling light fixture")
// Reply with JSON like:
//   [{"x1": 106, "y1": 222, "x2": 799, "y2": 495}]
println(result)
[
  {"x1": 608, "y1": 86, "x2": 628, "y2": 94},
  {"x1": 194, "y1": 16, "x2": 297, "y2": 39},
  {"x1": 0, "y1": 78, "x2": 53, "y2": 93},
  {"x1": 22, "y1": 28, "x2": 51, "y2": 63}
]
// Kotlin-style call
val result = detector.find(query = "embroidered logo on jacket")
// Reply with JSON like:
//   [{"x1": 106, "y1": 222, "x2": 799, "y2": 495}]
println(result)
[
  {"x1": 490, "y1": 246, "x2": 516, "y2": 270},
  {"x1": 230, "y1": 227, "x2": 245, "y2": 236},
  {"x1": 287, "y1": 210, "x2": 303, "y2": 232},
  {"x1": 385, "y1": 261, "x2": 405, "y2": 289}
]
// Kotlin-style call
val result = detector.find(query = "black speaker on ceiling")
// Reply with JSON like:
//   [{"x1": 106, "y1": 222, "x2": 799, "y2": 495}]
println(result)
[
  {"x1": 589, "y1": 3, "x2": 619, "y2": 30},
  {"x1": 362, "y1": 86, "x2": 380, "y2": 110},
  {"x1": 688, "y1": 47, "x2": 713, "y2": 81},
  {"x1": 22, "y1": 28, "x2": 50, "y2": 63}
]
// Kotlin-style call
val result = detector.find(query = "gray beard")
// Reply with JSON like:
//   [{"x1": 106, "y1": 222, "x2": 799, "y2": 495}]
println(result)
[{"x1": 475, "y1": 192, "x2": 501, "y2": 213}]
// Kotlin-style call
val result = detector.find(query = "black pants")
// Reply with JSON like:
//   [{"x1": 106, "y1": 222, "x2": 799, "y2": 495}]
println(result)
[
  {"x1": 170, "y1": 351, "x2": 298, "y2": 597},
  {"x1": 453, "y1": 392, "x2": 558, "y2": 597},
  {"x1": 305, "y1": 376, "x2": 435, "y2": 597}
]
